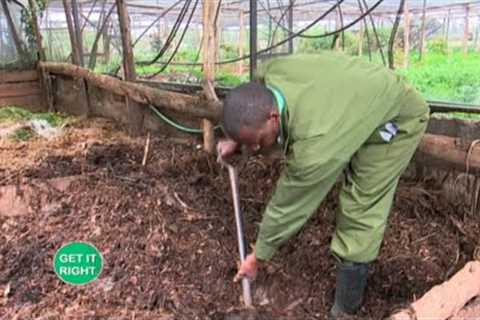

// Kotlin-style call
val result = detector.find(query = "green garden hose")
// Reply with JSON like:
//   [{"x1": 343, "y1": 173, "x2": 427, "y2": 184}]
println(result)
[{"x1": 149, "y1": 104, "x2": 221, "y2": 134}]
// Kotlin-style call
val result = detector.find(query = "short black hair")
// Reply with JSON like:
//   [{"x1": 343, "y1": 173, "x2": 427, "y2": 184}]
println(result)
[{"x1": 222, "y1": 82, "x2": 275, "y2": 140}]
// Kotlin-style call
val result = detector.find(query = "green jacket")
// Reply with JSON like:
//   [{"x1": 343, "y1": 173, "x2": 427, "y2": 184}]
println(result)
[{"x1": 254, "y1": 52, "x2": 428, "y2": 261}]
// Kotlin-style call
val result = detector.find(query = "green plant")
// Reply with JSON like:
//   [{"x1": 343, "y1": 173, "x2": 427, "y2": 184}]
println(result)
[
  {"x1": 215, "y1": 71, "x2": 244, "y2": 87},
  {"x1": 399, "y1": 52, "x2": 480, "y2": 104},
  {"x1": 20, "y1": 0, "x2": 47, "y2": 55},
  {"x1": 427, "y1": 38, "x2": 448, "y2": 55},
  {"x1": 13, "y1": 128, "x2": 34, "y2": 141},
  {"x1": 0, "y1": 106, "x2": 70, "y2": 127}
]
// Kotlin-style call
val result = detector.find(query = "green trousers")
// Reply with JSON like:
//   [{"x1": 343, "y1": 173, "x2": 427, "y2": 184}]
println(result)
[{"x1": 331, "y1": 105, "x2": 429, "y2": 263}]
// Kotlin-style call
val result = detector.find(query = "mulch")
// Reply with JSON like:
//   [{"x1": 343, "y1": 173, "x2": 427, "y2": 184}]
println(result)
[{"x1": 0, "y1": 119, "x2": 478, "y2": 320}]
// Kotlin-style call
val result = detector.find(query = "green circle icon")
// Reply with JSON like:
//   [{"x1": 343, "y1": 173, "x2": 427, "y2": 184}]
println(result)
[{"x1": 54, "y1": 242, "x2": 103, "y2": 285}]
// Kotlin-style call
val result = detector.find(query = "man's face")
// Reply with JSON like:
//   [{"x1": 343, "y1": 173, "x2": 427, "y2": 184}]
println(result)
[{"x1": 236, "y1": 113, "x2": 280, "y2": 154}]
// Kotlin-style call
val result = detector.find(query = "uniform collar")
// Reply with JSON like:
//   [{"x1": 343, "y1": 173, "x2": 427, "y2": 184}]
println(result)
[{"x1": 267, "y1": 85, "x2": 289, "y2": 151}]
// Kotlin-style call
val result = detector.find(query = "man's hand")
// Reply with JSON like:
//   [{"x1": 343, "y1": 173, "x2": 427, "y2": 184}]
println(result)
[
  {"x1": 216, "y1": 139, "x2": 238, "y2": 164},
  {"x1": 234, "y1": 253, "x2": 259, "y2": 282}
]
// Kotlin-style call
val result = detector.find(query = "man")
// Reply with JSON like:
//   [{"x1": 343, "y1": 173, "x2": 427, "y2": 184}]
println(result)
[{"x1": 217, "y1": 51, "x2": 429, "y2": 317}]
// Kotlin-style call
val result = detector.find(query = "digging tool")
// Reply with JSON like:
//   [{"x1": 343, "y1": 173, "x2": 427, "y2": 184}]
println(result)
[{"x1": 227, "y1": 164, "x2": 253, "y2": 307}]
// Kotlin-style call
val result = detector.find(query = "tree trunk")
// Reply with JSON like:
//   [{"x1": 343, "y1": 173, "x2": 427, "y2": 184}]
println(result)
[
  {"x1": 0, "y1": 0, "x2": 28, "y2": 61},
  {"x1": 63, "y1": 0, "x2": 81, "y2": 65},
  {"x1": 28, "y1": 0, "x2": 54, "y2": 112},
  {"x1": 62, "y1": 0, "x2": 90, "y2": 115},
  {"x1": 27, "y1": 0, "x2": 45, "y2": 61},
  {"x1": 88, "y1": 2, "x2": 116, "y2": 70},
  {"x1": 71, "y1": 0, "x2": 84, "y2": 66},
  {"x1": 116, "y1": 0, "x2": 143, "y2": 136},
  {"x1": 388, "y1": 0, "x2": 406, "y2": 69},
  {"x1": 39, "y1": 62, "x2": 221, "y2": 121},
  {"x1": 103, "y1": 22, "x2": 111, "y2": 64}
]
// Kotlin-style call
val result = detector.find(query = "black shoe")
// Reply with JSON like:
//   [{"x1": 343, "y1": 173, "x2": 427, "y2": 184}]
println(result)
[{"x1": 330, "y1": 259, "x2": 369, "y2": 318}]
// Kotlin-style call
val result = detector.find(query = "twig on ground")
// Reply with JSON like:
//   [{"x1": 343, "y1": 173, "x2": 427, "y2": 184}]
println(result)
[
  {"x1": 411, "y1": 232, "x2": 437, "y2": 245},
  {"x1": 173, "y1": 191, "x2": 189, "y2": 209},
  {"x1": 445, "y1": 236, "x2": 460, "y2": 280},
  {"x1": 142, "y1": 132, "x2": 151, "y2": 167}
]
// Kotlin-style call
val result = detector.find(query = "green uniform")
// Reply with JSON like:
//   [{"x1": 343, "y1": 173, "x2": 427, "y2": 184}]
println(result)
[{"x1": 254, "y1": 52, "x2": 429, "y2": 263}]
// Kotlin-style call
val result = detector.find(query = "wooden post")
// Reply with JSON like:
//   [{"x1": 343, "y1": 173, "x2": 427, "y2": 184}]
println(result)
[
  {"x1": 201, "y1": 0, "x2": 220, "y2": 154},
  {"x1": 28, "y1": 0, "x2": 54, "y2": 112},
  {"x1": 62, "y1": 0, "x2": 90, "y2": 116},
  {"x1": 388, "y1": 0, "x2": 406, "y2": 69},
  {"x1": 463, "y1": 4, "x2": 470, "y2": 56},
  {"x1": 475, "y1": 16, "x2": 480, "y2": 52},
  {"x1": 88, "y1": 2, "x2": 115, "y2": 70},
  {"x1": 63, "y1": 0, "x2": 81, "y2": 65},
  {"x1": 445, "y1": 9, "x2": 451, "y2": 53},
  {"x1": 103, "y1": 21, "x2": 111, "y2": 63},
  {"x1": 403, "y1": 0, "x2": 410, "y2": 68},
  {"x1": 287, "y1": 0, "x2": 294, "y2": 54},
  {"x1": 0, "y1": 0, "x2": 27, "y2": 61},
  {"x1": 215, "y1": 6, "x2": 222, "y2": 64},
  {"x1": 334, "y1": 7, "x2": 341, "y2": 50},
  {"x1": 71, "y1": 0, "x2": 84, "y2": 66},
  {"x1": 237, "y1": 10, "x2": 245, "y2": 75},
  {"x1": 418, "y1": 0, "x2": 427, "y2": 61},
  {"x1": 28, "y1": 0, "x2": 45, "y2": 61},
  {"x1": 249, "y1": 0, "x2": 257, "y2": 80},
  {"x1": 116, "y1": 0, "x2": 143, "y2": 136},
  {"x1": 0, "y1": 8, "x2": 3, "y2": 60},
  {"x1": 358, "y1": 23, "x2": 364, "y2": 56},
  {"x1": 46, "y1": 4, "x2": 52, "y2": 60}
]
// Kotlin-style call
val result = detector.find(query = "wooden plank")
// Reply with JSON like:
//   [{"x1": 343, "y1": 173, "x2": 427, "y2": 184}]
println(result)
[
  {"x1": 0, "y1": 82, "x2": 41, "y2": 98},
  {"x1": 0, "y1": 94, "x2": 44, "y2": 110},
  {"x1": 417, "y1": 134, "x2": 480, "y2": 175},
  {"x1": 0, "y1": 71, "x2": 38, "y2": 83}
]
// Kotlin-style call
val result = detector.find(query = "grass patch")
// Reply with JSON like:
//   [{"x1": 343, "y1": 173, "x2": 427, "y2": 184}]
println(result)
[
  {"x1": 12, "y1": 128, "x2": 34, "y2": 141},
  {"x1": 0, "y1": 106, "x2": 70, "y2": 127}
]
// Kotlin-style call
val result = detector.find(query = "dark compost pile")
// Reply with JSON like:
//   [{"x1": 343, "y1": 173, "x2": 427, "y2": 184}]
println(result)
[{"x1": 0, "y1": 119, "x2": 478, "y2": 320}]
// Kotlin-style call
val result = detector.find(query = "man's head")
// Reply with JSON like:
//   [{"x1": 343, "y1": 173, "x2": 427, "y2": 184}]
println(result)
[{"x1": 222, "y1": 82, "x2": 280, "y2": 152}]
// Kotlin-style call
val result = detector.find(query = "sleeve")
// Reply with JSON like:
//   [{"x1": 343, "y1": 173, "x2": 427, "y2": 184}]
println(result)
[{"x1": 255, "y1": 146, "x2": 346, "y2": 261}]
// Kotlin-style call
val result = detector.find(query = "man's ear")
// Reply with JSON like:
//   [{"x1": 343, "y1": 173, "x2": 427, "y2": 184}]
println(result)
[{"x1": 268, "y1": 109, "x2": 280, "y2": 120}]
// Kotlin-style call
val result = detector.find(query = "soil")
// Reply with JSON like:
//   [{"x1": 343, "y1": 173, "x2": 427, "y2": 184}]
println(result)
[{"x1": 0, "y1": 118, "x2": 479, "y2": 320}]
